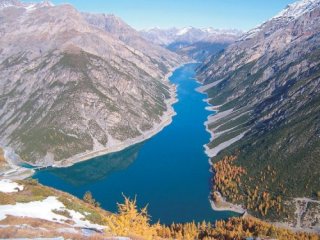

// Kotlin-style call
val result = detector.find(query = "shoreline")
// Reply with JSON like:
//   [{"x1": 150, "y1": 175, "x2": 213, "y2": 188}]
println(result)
[
  {"x1": 196, "y1": 81, "x2": 248, "y2": 215},
  {"x1": 19, "y1": 63, "x2": 186, "y2": 170},
  {"x1": 0, "y1": 148, "x2": 35, "y2": 180},
  {"x1": 1, "y1": 63, "x2": 186, "y2": 175},
  {"x1": 54, "y1": 63, "x2": 185, "y2": 168},
  {"x1": 210, "y1": 191, "x2": 246, "y2": 214},
  {"x1": 198, "y1": 81, "x2": 320, "y2": 234}
]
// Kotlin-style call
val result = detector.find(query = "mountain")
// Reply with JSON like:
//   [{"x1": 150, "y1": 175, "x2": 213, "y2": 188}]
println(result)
[
  {"x1": 0, "y1": 0, "x2": 182, "y2": 166},
  {"x1": 197, "y1": 0, "x2": 320, "y2": 231},
  {"x1": 82, "y1": 13, "x2": 184, "y2": 73},
  {"x1": 0, "y1": 0, "x2": 53, "y2": 9},
  {"x1": 172, "y1": 41, "x2": 230, "y2": 62},
  {"x1": 140, "y1": 27, "x2": 242, "y2": 61},
  {"x1": 140, "y1": 27, "x2": 241, "y2": 46}
]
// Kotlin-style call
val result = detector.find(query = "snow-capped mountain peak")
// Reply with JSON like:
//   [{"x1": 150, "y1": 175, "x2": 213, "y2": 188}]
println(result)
[
  {"x1": 140, "y1": 27, "x2": 243, "y2": 46},
  {"x1": 0, "y1": 0, "x2": 54, "y2": 10},
  {"x1": 240, "y1": 0, "x2": 320, "y2": 41},
  {"x1": 0, "y1": 0, "x2": 21, "y2": 9},
  {"x1": 273, "y1": 0, "x2": 320, "y2": 20},
  {"x1": 176, "y1": 26, "x2": 193, "y2": 36}
]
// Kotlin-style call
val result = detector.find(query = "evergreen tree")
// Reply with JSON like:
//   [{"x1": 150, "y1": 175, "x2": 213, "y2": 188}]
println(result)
[{"x1": 83, "y1": 191, "x2": 100, "y2": 207}]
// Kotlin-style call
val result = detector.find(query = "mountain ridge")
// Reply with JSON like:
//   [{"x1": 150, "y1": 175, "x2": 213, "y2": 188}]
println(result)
[
  {"x1": 0, "y1": 0, "x2": 182, "y2": 167},
  {"x1": 140, "y1": 27, "x2": 242, "y2": 61},
  {"x1": 140, "y1": 27, "x2": 242, "y2": 46},
  {"x1": 197, "y1": 0, "x2": 320, "y2": 232}
]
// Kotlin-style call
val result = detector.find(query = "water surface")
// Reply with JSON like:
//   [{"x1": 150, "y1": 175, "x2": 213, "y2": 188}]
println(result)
[{"x1": 34, "y1": 64, "x2": 237, "y2": 224}]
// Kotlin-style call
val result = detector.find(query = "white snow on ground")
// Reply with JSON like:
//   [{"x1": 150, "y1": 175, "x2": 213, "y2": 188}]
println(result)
[
  {"x1": 177, "y1": 27, "x2": 192, "y2": 35},
  {"x1": 0, "y1": 179, "x2": 24, "y2": 193},
  {"x1": 273, "y1": 0, "x2": 320, "y2": 20},
  {"x1": 0, "y1": 196, "x2": 105, "y2": 231},
  {"x1": 240, "y1": 0, "x2": 320, "y2": 41},
  {"x1": 25, "y1": 4, "x2": 36, "y2": 11}
]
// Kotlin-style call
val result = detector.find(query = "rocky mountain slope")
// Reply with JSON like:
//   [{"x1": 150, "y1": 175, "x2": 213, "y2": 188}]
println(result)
[
  {"x1": 141, "y1": 27, "x2": 242, "y2": 61},
  {"x1": 82, "y1": 13, "x2": 186, "y2": 73},
  {"x1": 0, "y1": 0, "x2": 182, "y2": 166},
  {"x1": 197, "y1": 0, "x2": 320, "y2": 231}
]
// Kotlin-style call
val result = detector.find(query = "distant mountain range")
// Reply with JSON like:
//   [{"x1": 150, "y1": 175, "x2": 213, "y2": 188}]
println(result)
[
  {"x1": 141, "y1": 27, "x2": 242, "y2": 61},
  {"x1": 0, "y1": 0, "x2": 182, "y2": 166},
  {"x1": 197, "y1": 0, "x2": 320, "y2": 231},
  {"x1": 140, "y1": 27, "x2": 242, "y2": 46}
]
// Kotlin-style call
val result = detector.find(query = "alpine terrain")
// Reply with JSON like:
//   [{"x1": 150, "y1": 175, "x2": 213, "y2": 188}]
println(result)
[
  {"x1": 141, "y1": 27, "x2": 242, "y2": 61},
  {"x1": 197, "y1": 0, "x2": 320, "y2": 232},
  {"x1": 0, "y1": 0, "x2": 182, "y2": 166},
  {"x1": 0, "y1": 0, "x2": 319, "y2": 239}
]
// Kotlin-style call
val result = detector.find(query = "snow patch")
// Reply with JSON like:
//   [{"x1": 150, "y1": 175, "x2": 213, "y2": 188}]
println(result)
[
  {"x1": 239, "y1": 0, "x2": 320, "y2": 41},
  {"x1": 0, "y1": 179, "x2": 24, "y2": 193},
  {"x1": 25, "y1": 3, "x2": 36, "y2": 11},
  {"x1": 273, "y1": 0, "x2": 320, "y2": 20},
  {"x1": 0, "y1": 0, "x2": 54, "y2": 11},
  {"x1": 177, "y1": 27, "x2": 192, "y2": 36},
  {"x1": 0, "y1": 196, "x2": 105, "y2": 231}
]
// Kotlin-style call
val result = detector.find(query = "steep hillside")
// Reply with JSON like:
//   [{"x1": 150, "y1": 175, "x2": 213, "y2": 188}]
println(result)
[
  {"x1": 83, "y1": 13, "x2": 184, "y2": 74},
  {"x1": 197, "y1": 0, "x2": 320, "y2": 231},
  {"x1": 0, "y1": 1, "x2": 182, "y2": 166}
]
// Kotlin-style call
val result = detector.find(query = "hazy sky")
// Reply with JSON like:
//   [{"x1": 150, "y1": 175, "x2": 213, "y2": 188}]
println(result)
[{"x1": 27, "y1": 0, "x2": 297, "y2": 31}]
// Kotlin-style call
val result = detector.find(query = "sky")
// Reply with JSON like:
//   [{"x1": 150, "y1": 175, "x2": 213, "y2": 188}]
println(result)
[{"x1": 27, "y1": 0, "x2": 298, "y2": 31}]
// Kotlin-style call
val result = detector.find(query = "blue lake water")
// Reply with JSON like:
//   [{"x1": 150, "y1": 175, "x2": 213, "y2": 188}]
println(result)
[{"x1": 33, "y1": 63, "x2": 237, "y2": 224}]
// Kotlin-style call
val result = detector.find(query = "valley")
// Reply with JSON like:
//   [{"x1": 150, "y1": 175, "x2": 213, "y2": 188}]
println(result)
[
  {"x1": 33, "y1": 63, "x2": 239, "y2": 225},
  {"x1": 0, "y1": 0, "x2": 320, "y2": 239}
]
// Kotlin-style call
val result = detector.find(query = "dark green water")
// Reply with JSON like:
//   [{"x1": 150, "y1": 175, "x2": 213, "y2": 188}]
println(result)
[{"x1": 34, "y1": 64, "x2": 237, "y2": 224}]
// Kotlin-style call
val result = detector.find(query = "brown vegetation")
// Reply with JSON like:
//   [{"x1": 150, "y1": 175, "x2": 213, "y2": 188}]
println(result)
[
  {"x1": 0, "y1": 147, "x2": 7, "y2": 168},
  {"x1": 83, "y1": 191, "x2": 100, "y2": 207},
  {"x1": 1, "y1": 180, "x2": 318, "y2": 239},
  {"x1": 104, "y1": 196, "x2": 319, "y2": 240},
  {"x1": 0, "y1": 216, "x2": 105, "y2": 239},
  {"x1": 157, "y1": 216, "x2": 320, "y2": 240},
  {"x1": 212, "y1": 155, "x2": 246, "y2": 203},
  {"x1": 105, "y1": 195, "x2": 159, "y2": 239},
  {"x1": 212, "y1": 155, "x2": 284, "y2": 218}
]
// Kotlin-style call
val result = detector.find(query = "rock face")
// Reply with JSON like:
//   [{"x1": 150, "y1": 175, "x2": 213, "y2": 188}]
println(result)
[
  {"x1": 0, "y1": 0, "x2": 182, "y2": 165},
  {"x1": 140, "y1": 27, "x2": 242, "y2": 61},
  {"x1": 197, "y1": 0, "x2": 320, "y2": 230},
  {"x1": 82, "y1": 13, "x2": 183, "y2": 74}
]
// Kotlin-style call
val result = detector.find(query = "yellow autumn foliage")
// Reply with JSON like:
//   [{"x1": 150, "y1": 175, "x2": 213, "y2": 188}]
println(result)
[
  {"x1": 104, "y1": 196, "x2": 160, "y2": 239},
  {"x1": 104, "y1": 195, "x2": 319, "y2": 240}
]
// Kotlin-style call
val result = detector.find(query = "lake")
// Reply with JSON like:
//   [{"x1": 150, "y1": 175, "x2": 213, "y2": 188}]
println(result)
[{"x1": 33, "y1": 63, "x2": 237, "y2": 224}]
